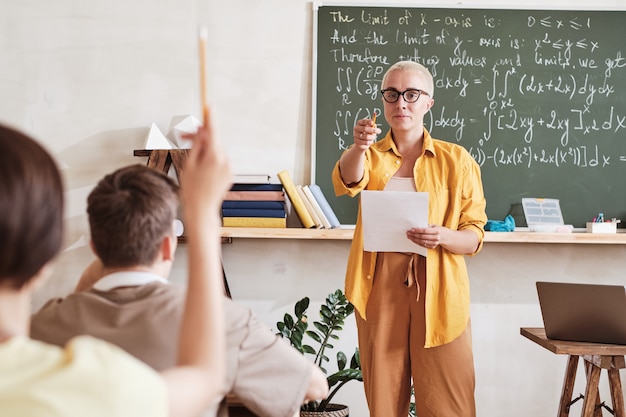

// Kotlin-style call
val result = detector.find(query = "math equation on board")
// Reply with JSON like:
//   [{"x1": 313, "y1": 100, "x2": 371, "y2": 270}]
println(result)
[{"x1": 314, "y1": 5, "x2": 626, "y2": 226}]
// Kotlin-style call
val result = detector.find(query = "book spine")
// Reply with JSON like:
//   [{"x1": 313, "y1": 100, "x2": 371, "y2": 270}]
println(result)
[
  {"x1": 222, "y1": 217, "x2": 286, "y2": 228},
  {"x1": 308, "y1": 184, "x2": 341, "y2": 228},
  {"x1": 230, "y1": 183, "x2": 283, "y2": 191},
  {"x1": 276, "y1": 170, "x2": 315, "y2": 228},
  {"x1": 296, "y1": 185, "x2": 322, "y2": 228},
  {"x1": 221, "y1": 201, "x2": 285, "y2": 210},
  {"x1": 223, "y1": 190, "x2": 285, "y2": 201},
  {"x1": 221, "y1": 208, "x2": 286, "y2": 218},
  {"x1": 233, "y1": 174, "x2": 271, "y2": 184},
  {"x1": 303, "y1": 185, "x2": 332, "y2": 229}
]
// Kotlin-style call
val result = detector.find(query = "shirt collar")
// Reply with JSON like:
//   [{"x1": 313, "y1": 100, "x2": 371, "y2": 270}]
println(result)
[
  {"x1": 422, "y1": 128, "x2": 436, "y2": 156},
  {"x1": 92, "y1": 271, "x2": 168, "y2": 291},
  {"x1": 377, "y1": 128, "x2": 436, "y2": 158}
]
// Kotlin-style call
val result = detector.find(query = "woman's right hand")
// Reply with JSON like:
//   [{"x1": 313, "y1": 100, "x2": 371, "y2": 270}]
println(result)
[
  {"x1": 352, "y1": 116, "x2": 381, "y2": 151},
  {"x1": 338, "y1": 115, "x2": 381, "y2": 184}
]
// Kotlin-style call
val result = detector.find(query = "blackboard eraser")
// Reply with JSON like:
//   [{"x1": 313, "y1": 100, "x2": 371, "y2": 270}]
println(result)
[{"x1": 529, "y1": 224, "x2": 573, "y2": 233}]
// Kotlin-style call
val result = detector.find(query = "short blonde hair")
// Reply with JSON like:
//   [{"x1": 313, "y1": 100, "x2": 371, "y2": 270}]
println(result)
[{"x1": 382, "y1": 61, "x2": 434, "y2": 98}]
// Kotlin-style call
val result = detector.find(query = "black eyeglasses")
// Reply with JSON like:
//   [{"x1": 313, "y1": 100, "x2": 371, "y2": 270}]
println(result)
[{"x1": 381, "y1": 88, "x2": 429, "y2": 103}]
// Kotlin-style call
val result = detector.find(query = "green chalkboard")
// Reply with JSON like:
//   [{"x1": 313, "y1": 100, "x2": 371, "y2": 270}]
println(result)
[{"x1": 313, "y1": 5, "x2": 626, "y2": 227}]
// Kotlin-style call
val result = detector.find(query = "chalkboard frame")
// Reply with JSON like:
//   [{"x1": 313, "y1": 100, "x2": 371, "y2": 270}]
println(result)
[{"x1": 311, "y1": 2, "x2": 626, "y2": 227}]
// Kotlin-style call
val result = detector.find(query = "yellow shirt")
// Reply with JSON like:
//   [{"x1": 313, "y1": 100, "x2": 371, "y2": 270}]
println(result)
[
  {"x1": 0, "y1": 336, "x2": 168, "y2": 417},
  {"x1": 332, "y1": 129, "x2": 487, "y2": 347}
]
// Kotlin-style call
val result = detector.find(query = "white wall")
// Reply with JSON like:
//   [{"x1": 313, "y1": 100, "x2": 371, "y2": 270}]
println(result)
[
  {"x1": 220, "y1": 239, "x2": 626, "y2": 416},
  {"x1": 2, "y1": 0, "x2": 625, "y2": 416}
]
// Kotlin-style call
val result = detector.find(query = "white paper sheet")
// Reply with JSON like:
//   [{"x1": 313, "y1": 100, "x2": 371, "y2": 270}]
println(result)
[{"x1": 361, "y1": 190, "x2": 428, "y2": 256}]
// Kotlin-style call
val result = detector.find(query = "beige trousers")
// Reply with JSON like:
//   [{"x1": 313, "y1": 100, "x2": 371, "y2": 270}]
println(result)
[{"x1": 356, "y1": 252, "x2": 476, "y2": 417}]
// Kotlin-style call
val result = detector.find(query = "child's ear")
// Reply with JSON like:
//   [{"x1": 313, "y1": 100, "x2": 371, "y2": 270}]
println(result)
[{"x1": 161, "y1": 234, "x2": 177, "y2": 262}]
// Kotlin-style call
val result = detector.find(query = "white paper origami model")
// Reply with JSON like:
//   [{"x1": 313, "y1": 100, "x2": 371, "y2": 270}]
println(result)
[
  {"x1": 144, "y1": 123, "x2": 174, "y2": 150},
  {"x1": 166, "y1": 115, "x2": 201, "y2": 149}
]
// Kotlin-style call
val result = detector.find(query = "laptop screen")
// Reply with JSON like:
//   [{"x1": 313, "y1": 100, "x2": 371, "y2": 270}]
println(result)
[{"x1": 536, "y1": 281, "x2": 626, "y2": 345}]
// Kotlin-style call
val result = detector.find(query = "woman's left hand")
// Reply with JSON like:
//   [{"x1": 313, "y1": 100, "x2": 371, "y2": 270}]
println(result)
[{"x1": 406, "y1": 225, "x2": 441, "y2": 249}]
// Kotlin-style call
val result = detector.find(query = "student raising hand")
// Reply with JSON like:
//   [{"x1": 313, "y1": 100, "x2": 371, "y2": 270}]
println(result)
[
  {"x1": 161, "y1": 108, "x2": 232, "y2": 417},
  {"x1": 181, "y1": 111, "x2": 232, "y2": 214}
]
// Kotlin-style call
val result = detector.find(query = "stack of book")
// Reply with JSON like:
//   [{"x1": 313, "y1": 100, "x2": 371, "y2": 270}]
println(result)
[
  {"x1": 277, "y1": 170, "x2": 341, "y2": 229},
  {"x1": 222, "y1": 175, "x2": 287, "y2": 228}
]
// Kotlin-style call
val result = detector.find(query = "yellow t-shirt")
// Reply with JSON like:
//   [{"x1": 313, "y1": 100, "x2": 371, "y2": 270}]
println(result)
[
  {"x1": 332, "y1": 128, "x2": 487, "y2": 347},
  {"x1": 0, "y1": 335, "x2": 168, "y2": 417}
]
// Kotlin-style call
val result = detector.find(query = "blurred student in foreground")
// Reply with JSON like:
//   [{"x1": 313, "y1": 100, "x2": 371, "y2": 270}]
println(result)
[
  {"x1": 31, "y1": 159, "x2": 328, "y2": 416},
  {"x1": 0, "y1": 113, "x2": 229, "y2": 417}
]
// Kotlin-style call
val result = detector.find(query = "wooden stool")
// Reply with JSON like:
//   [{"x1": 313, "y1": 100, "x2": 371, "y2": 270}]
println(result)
[
  {"x1": 133, "y1": 149, "x2": 188, "y2": 179},
  {"x1": 521, "y1": 327, "x2": 626, "y2": 417}
]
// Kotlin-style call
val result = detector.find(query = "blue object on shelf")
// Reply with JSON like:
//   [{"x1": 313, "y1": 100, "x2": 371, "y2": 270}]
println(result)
[{"x1": 485, "y1": 215, "x2": 515, "y2": 232}]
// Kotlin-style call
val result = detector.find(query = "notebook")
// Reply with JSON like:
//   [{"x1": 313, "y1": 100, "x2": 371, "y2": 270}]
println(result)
[{"x1": 536, "y1": 281, "x2": 626, "y2": 345}]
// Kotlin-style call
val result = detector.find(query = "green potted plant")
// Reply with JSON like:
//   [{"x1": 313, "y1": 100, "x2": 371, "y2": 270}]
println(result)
[{"x1": 276, "y1": 289, "x2": 362, "y2": 416}]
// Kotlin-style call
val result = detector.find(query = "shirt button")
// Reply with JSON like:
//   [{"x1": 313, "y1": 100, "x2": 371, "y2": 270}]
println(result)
[
  {"x1": 384, "y1": 173, "x2": 389, "y2": 177},
  {"x1": 367, "y1": 275, "x2": 372, "y2": 280},
  {"x1": 396, "y1": 160, "x2": 400, "y2": 164}
]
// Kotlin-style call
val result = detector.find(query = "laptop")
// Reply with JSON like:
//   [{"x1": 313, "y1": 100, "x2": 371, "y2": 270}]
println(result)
[{"x1": 536, "y1": 281, "x2": 626, "y2": 345}]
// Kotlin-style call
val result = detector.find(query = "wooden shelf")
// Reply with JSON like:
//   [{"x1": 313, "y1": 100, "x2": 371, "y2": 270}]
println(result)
[
  {"x1": 484, "y1": 231, "x2": 626, "y2": 244},
  {"x1": 220, "y1": 227, "x2": 354, "y2": 242},
  {"x1": 217, "y1": 228, "x2": 626, "y2": 245}
]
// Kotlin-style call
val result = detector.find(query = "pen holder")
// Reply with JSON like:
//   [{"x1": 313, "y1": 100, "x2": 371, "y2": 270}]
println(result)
[{"x1": 586, "y1": 222, "x2": 617, "y2": 234}]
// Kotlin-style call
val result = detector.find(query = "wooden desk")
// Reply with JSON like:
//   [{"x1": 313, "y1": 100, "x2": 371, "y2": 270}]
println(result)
[{"x1": 521, "y1": 327, "x2": 626, "y2": 417}]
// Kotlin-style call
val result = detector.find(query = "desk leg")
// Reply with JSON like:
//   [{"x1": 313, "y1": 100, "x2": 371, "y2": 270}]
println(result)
[
  {"x1": 581, "y1": 363, "x2": 601, "y2": 417},
  {"x1": 169, "y1": 149, "x2": 188, "y2": 181},
  {"x1": 559, "y1": 355, "x2": 579, "y2": 417},
  {"x1": 608, "y1": 365, "x2": 625, "y2": 417},
  {"x1": 583, "y1": 361, "x2": 602, "y2": 417},
  {"x1": 145, "y1": 150, "x2": 172, "y2": 172}
]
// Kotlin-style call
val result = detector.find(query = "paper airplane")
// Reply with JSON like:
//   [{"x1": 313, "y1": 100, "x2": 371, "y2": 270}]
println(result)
[
  {"x1": 144, "y1": 123, "x2": 174, "y2": 149},
  {"x1": 166, "y1": 115, "x2": 201, "y2": 149}
]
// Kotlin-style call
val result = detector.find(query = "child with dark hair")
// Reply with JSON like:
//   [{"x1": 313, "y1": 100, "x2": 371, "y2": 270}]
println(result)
[{"x1": 0, "y1": 114, "x2": 231, "y2": 417}]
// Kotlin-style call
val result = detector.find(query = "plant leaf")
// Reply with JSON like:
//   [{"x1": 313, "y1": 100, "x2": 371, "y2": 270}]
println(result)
[
  {"x1": 327, "y1": 368, "x2": 363, "y2": 386},
  {"x1": 295, "y1": 320, "x2": 308, "y2": 333},
  {"x1": 291, "y1": 330, "x2": 303, "y2": 348},
  {"x1": 283, "y1": 313, "x2": 294, "y2": 328},
  {"x1": 313, "y1": 322, "x2": 328, "y2": 333},
  {"x1": 350, "y1": 349, "x2": 361, "y2": 369},
  {"x1": 336, "y1": 351, "x2": 347, "y2": 370},
  {"x1": 302, "y1": 345, "x2": 316, "y2": 355},
  {"x1": 307, "y1": 330, "x2": 322, "y2": 343},
  {"x1": 346, "y1": 304, "x2": 354, "y2": 314},
  {"x1": 320, "y1": 304, "x2": 332, "y2": 319},
  {"x1": 295, "y1": 297, "x2": 310, "y2": 317}
]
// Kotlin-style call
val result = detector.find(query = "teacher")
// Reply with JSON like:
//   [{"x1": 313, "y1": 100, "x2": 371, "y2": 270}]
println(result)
[{"x1": 332, "y1": 60, "x2": 487, "y2": 417}]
